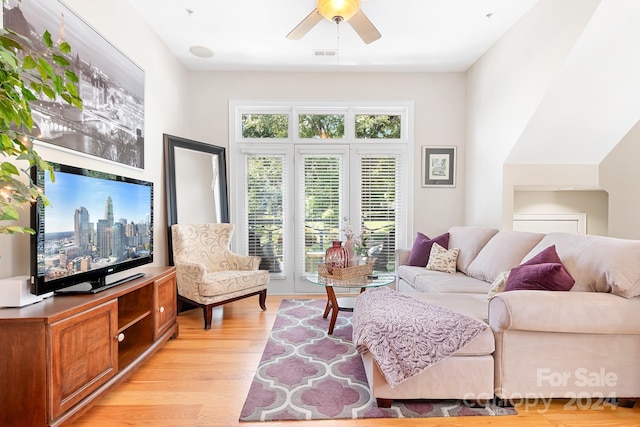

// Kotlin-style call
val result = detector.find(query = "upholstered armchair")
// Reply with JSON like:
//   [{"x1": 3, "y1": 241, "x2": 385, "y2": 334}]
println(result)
[{"x1": 171, "y1": 223, "x2": 269, "y2": 330}]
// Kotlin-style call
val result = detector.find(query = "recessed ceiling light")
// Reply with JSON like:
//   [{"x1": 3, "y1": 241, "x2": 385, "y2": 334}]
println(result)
[{"x1": 189, "y1": 45, "x2": 214, "y2": 58}]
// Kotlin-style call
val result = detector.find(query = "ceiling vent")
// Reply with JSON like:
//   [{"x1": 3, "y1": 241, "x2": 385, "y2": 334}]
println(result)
[{"x1": 313, "y1": 49, "x2": 338, "y2": 57}]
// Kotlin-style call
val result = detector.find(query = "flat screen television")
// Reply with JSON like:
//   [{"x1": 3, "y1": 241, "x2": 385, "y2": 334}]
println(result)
[{"x1": 31, "y1": 162, "x2": 153, "y2": 295}]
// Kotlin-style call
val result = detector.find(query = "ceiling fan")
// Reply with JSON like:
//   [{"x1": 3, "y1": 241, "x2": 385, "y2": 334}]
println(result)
[{"x1": 286, "y1": 0, "x2": 382, "y2": 45}]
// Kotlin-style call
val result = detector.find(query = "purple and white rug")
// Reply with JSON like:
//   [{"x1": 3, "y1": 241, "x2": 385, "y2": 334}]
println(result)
[{"x1": 239, "y1": 299, "x2": 517, "y2": 421}]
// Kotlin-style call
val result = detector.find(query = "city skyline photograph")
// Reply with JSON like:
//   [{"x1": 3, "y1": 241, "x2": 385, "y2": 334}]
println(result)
[
  {"x1": 43, "y1": 170, "x2": 152, "y2": 233},
  {"x1": 3, "y1": 0, "x2": 146, "y2": 168}
]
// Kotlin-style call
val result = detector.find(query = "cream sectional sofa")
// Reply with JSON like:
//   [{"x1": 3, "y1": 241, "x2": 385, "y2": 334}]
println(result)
[{"x1": 361, "y1": 225, "x2": 640, "y2": 407}]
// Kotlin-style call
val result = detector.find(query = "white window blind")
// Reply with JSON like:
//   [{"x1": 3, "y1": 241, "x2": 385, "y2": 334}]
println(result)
[
  {"x1": 299, "y1": 154, "x2": 345, "y2": 275},
  {"x1": 245, "y1": 154, "x2": 286, "y2": 274},
  {"x1": 359, "y1": 153, "x2": 402, "y2": 272}
]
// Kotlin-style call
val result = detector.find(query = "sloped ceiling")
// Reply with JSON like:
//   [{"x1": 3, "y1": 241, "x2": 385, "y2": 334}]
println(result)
[{"x1": 506, "y1": 0, "x2": 640, "y2": 165}]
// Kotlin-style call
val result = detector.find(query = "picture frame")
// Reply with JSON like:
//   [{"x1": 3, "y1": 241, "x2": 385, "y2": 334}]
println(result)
[
  {"x1": 3, "y1": 0, "x2": 145, "y2": 169},
  {"x1": 422, "y1": 146, "x2": 456, "y2": 187}
]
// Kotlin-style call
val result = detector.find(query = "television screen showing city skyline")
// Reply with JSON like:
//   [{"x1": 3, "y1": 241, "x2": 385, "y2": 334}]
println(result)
[
  {"x1": 35, "y1": 164, "x2": 153, "y2": 284},
  {"x1": 43, "y1": 169, "x2": 152, "y2": 233}
]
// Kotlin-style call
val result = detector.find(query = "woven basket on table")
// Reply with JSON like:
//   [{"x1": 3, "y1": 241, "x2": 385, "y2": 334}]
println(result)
[{"x1": 317, "y1": 258, "x2": 376, "y2": 280}]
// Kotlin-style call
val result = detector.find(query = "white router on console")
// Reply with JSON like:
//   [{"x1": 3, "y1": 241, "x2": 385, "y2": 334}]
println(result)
[{"x1": 0, "y1": 276, "x2": 53, "y2": 308}]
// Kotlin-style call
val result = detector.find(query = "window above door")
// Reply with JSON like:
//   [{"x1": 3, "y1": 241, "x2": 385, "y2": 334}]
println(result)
[{"x1": 233, "y1": 101, "x2": 411, "y2": 144}]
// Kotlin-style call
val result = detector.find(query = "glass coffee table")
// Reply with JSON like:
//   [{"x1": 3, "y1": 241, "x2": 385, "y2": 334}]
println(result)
[{"x1": 306, "y1": 273, "x2": 395, "y2": 334}]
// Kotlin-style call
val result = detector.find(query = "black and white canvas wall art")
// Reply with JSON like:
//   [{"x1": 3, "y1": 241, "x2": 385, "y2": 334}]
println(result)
[{"x1": 3, "y1": 0, "x2": 145, "y2": 169}]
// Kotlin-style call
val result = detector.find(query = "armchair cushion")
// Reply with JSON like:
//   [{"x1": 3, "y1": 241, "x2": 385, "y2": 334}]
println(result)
[
  {"x1": 200, "y1": 270, "x2": 270, "y2": 298},
  {"x1": 171, "y1": 223, "x2": 269, "y2": 329}
]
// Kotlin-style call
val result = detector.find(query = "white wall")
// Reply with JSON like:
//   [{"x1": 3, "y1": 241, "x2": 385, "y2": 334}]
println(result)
[
  {"x1": 187, "y1": 71, "x2": 467, "y2": 238},
  {"x1": 0, "y1": 0, "x2": 191, "y2": 279},
  {"x1": 465, "y1": 0, "x2": 601, "y2": 228},
  {"x1": 600, "y1": 119, "x2": 640, "y2": 239}
]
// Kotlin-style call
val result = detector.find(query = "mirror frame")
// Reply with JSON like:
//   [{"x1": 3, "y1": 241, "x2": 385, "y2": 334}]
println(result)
[{"x1": 164, "y1": 134, "x2": 229, "y2": 265}]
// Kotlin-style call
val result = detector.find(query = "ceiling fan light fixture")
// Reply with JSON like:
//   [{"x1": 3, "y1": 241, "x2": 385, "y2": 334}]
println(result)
[{"x1": 317, "y1": 0, "x2": 360, "y2": 22}]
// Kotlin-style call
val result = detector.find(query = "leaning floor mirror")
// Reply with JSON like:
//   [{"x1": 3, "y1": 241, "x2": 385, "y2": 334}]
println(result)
[{"x1": 164, "y1": 134, "x2": 229, "y2": 265}]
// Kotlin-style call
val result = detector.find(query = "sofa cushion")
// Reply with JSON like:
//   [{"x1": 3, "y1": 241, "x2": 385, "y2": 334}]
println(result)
[
  {"x1": 523, "y1": 233, "x2": 640, "y2": 298},
  {"x1": 407, "y1": 232, "x2": 449, "y2": 267},
  {"x1": 467, "y1": 231, "x2": 544, "y2": 283},
  {"x1": 414, "y1": 271, "x2": 491, "y2": 294},
  {"x1": 447, "y1": 226, "x2": 499, "y2": 274},
  {"x1": 426, "y1": 243, "x2": 459, "y2": 274},
  {"x1": 397, "y1": 265, "x2": 435, "y2": 286}
]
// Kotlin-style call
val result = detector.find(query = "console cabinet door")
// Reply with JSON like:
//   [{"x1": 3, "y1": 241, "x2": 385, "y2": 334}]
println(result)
[
  {"x1": 154, "y1": 273, "x2": 177, "y2": 339},
  {"x1": 49, "y1": 300, "x2": 118, "y2": 421}
]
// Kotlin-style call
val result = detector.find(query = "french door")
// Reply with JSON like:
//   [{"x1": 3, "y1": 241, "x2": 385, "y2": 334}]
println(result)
[
  {"x1": 234, "y1": 144, "x2": 406, "y2": 294},
  {"x1": 294, "y1": 145, "x2": 350, "y2": 292},
  {"x1": 230, "y1": 100, "x2": 412, "y2": 294}
]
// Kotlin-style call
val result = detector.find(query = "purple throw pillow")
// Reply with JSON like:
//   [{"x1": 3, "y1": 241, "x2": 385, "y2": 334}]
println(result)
[
  {"x1": 504, "y1": 245, "x2": 575, "y2": 292},
  {"x1": 504, "y1": 262, "x2": 575, "y2": 292},
  {"x1": 407, "y1": 232, "x2": 450, "y2": 267},
  {"x1": 523, "y1": 244, "x2": 563, "y2": 266}
]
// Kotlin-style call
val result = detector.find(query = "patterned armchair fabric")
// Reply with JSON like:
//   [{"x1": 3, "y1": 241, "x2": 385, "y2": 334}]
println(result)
[{"x1": 171, "y1": 223, "x2": 269, "y2": 329}]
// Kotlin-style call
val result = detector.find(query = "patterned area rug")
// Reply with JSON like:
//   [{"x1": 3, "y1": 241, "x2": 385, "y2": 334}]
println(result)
[{"x1": 239, "y1": 299, "x2": 517, "y2": 421}]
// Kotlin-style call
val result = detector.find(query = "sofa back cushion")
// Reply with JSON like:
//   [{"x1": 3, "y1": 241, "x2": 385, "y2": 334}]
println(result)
[
  {"x1": 523, "y1": 233, "x2": 640, "y2": 298},
  {"x1": 467, "y1": 231, "x2": 545, "y2": 283},
  {"x1": 447, "y1": 226, "x2": 499, "y2": 274}
]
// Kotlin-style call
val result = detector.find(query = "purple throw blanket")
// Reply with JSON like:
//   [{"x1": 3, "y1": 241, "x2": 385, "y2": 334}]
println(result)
[{"x1": 353, "y1": 287, "x2": 488, "y2": 388}]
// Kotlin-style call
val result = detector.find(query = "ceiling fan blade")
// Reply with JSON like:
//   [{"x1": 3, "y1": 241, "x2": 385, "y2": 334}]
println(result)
[
  {"x1": 348, "y1": 10, "x2": 381, "y2": 44},
  {"x1": 286, "y1": 8, "x2": 323, "y2": 40}
]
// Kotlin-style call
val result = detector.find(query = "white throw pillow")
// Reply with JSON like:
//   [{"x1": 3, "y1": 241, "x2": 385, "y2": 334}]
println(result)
[
  {"x1": 426, "y1": 243, "x2": 459, "y2": 274},
  {"x1": 487, "y1": 270, "x2": 511, "y2": 299}
]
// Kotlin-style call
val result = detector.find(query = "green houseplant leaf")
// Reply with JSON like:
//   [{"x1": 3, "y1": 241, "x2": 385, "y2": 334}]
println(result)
[{"x1": 0, "y1": 27, "x2": 83, "y2": 235}]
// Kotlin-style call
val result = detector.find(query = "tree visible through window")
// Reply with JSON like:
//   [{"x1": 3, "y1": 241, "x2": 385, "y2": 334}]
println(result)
[
  {"x1": 298, "y1": 114, "x2": 344, "y2": 139},
  {"x1": 355, "y1": 114, "x2": 401, "y2": 139},
  {"x1": 242, "y1": 114, "x2": 288, "y2": 138}
]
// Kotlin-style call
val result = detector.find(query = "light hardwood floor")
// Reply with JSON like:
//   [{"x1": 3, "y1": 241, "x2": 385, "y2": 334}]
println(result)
[{"x1": 74, "y1": 294, "x2": 640, "y2": 426}]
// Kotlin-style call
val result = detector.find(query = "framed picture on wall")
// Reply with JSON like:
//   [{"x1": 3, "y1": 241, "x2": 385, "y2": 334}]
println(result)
[
  {"x1": 422, "y1": 146, "x2": 456, "y2": 187},
  {"x1": 3, "y1": 0, "x2": 145, "y2": 169}
]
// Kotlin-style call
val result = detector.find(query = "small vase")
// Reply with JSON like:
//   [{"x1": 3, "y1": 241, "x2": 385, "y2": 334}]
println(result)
[
  {"x1": 344, "y1": 235, "x2": 355, "y2": 267},
  {"x1": 325, "y1": 240, "x2": 348, "y2": 274}
]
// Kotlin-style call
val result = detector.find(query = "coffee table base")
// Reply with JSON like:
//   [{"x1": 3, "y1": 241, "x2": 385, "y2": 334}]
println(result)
[
  {"x1": 322, "y1": 286, "x2": 363, "y2": 334},
  {"x1": 306, "y1": 273, "x2": 395, "y2": 335}
]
